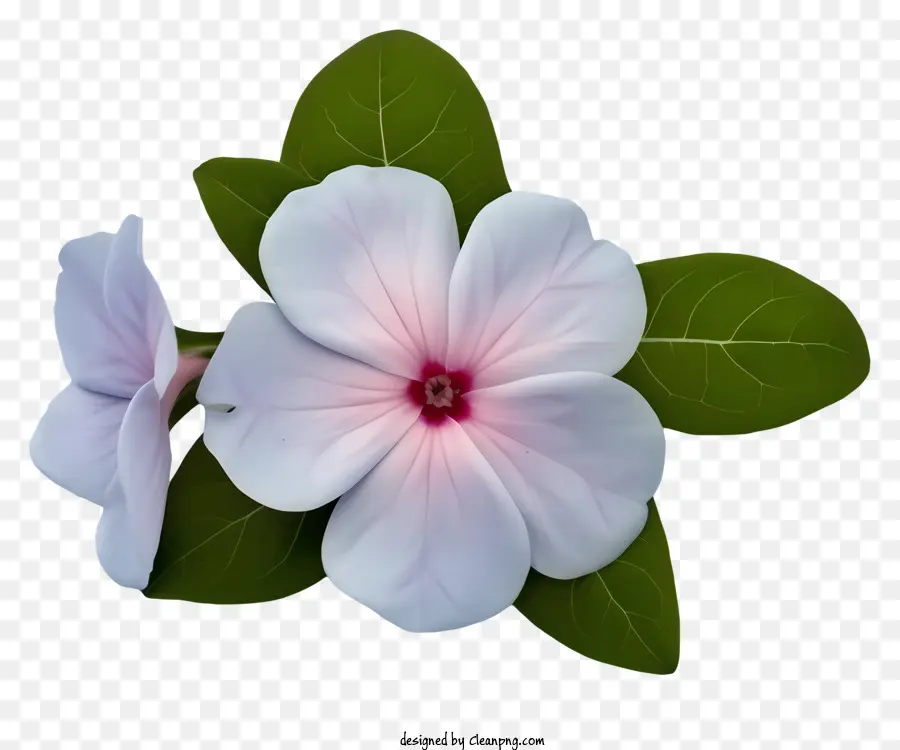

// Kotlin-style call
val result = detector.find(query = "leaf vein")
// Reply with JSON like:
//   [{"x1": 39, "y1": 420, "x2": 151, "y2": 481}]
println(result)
[
  {"x1": 347, "y1": 91, "x2": 378, "y2": 115},
  {"x1": 259, "y1": 513, "x2": 307, "y2": 578},
  {"x1": 381, "y1": 76, "x2": 417, "y2": 110},
  {"x1": 635, "y1": 349, "x2": 745, "y2": 414},
  {"x1": 644, "y1": 268, "x2": 698, "y2": 336},
  {"x1": 377, "y1": 49, "x2": 389, "y2": 165},
  {"x1": 321, "y1": 106, "x2": 384, "y2": 164},
  {"x1": 640, "y1": 338, "x2": 848, "y2": 354},
  {"x1": 387, "y1": 90, "x2": 459, "y2": 166},
  {"x1": 203, "y1": 177, "x2": 270, "y2": 220},
  {"x1": 729, "y1": 294, "x2": 802, "y2": 340},
  {"x1": 149, "y1": 507, "x2": 265, "y2": 587},
  {"x1": 683, "y1": 271, "x2": 751, "y2": 338},
  {"x1": 438, "y1": 140, "x2": 475, "y2": 182},
  {"x1": 593, "y1": 572, "x2": 664, "y2": 667}
]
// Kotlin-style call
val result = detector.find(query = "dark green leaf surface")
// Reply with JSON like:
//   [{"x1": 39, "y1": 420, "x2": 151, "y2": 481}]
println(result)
[
  {"x1": 144, "y1": 438, "x2": 334, "y2": 604},
  {"x1": 616, "y1": 253, "x2": 869, "y2": 434},
  {"x1": 175, "y1": 327, "x2": 223, "y2": 358},
  {"x1": 515, "y1": 500, "x2": 679, "y2": 674},
  {"x1": 193, "y1": 158, "x2": 313, "y2": 292},
  {"x1": 280, "y1": 29, "x2": 510, "y2": 241}
]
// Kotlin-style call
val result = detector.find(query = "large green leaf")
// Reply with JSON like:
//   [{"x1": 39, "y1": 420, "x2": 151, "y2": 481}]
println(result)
[
  {"x1": 616, "y1": 254, "x2": 869, "y2": 434},
  {"x1": 515, "y1": 500, "x2": 679, "y2": 674},
  {"x1": 194, "y1": 158, "x2": 313, "y2": 292},
  {"x1": 144, "y1": 438, "x2": 334, "y2": 604},
  {"x1": 280, "y1": 29, "x2": 510, "y2": 241}
]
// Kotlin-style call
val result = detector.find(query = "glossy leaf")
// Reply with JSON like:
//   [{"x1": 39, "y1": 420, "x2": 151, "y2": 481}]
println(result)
[
  {"x1": 280, "y1": 29, "x2": 510, "y2": 241},
  {"x1": 144, "y1": 438, "x2": 334, "y2": 604},
  {"x1": 194, "y1": 158, "x2": 313, "y2": 292},
  {"x1": 515, "y1": 500, "x2": 679, "y2": 674},
  {"x1": 616, "y1": 254, "x2": 869, "y2": 434}
]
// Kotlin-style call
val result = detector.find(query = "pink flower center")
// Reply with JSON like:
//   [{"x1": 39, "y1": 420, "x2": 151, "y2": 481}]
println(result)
[
  {"x1": 407, "y1": 361, "x2": 472, "y2": 425},
  {"x1": 424, "y1": 374, "x2": 455, "y2": 408}
]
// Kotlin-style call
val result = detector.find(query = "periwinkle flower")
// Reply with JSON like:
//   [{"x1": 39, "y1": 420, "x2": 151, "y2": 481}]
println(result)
[
  {"x1": 31, "y1": 216, "x2": 208, "y2": 588},
  {"x1": 198, "y1": 166, "x2": 665, "y2": 632}
]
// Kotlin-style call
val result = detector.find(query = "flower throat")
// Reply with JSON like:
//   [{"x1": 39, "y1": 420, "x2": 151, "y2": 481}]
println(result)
[{"x1": 407, "y1": 362, "x2": 472, "y2": 424}]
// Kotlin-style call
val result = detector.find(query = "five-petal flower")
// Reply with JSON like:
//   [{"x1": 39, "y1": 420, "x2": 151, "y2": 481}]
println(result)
[
  {"x1": 31, "y1": 216, "x2": 207, "y2": 588},
  {"x1": 198, "y1": 166, "x2": 666, "y2": 632}
]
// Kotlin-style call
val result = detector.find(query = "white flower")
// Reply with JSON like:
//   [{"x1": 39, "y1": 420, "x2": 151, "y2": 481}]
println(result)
[
  {"x1": 31, "y1": 216, "x2": 207, "y2": 589},
  {"x1": 198, "y1": 166, "x2": 665, "y2": 632}
]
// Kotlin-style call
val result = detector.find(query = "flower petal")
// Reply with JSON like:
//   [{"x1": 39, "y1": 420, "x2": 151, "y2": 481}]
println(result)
[
  {"x1": 55, "y1": 215, "x2": 176, "y2": 398},
  {"x1": 322, "y1": 420, "x2": 531, "y2": 632},
  {"x1": 30, "y1": 384, "x2": 129, "y2": 505},
  {"x1": 102, "y1": 215, "x2": 177, "y2": 398},
  {"x1": 260, "y1": 166, "x2": 459, "y2": 379},
  {"x1": 116, "y1": 380, "x2": 171, "y2": 570},
  {"x1": 197, "y1": 302, "x2": 420, "y2": 511},
  {"x1": 153, "y1": 316, "x2": 178, "y2": 400},
  {"x1": 446, "y1": 192, "x2": 645, "y2": 388},
  {"x1": 95, "y1": 501, "x2": 154, "y2": 589},
  {"x1": 462, "y1": 372, "x2": 665, "y2": 579}
]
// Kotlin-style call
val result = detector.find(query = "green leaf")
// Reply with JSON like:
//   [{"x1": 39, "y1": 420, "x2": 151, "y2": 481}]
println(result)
[
  {"x1": 193, "y1": 158, "x2": 314, "y2": 292},
  {"x1": 515, "y1": 500, "x2": 679, "y2": 675},
  {"x1": 175, "y1": 326, "x2": 223, "y2": 358},
  {"x1": 144, "y1": 438, "x2": 334, "y2": 604},
  {"x1": 616, "y1": 253, "x2": 869, "y2": 434},
  {"x1": 280, "y1": 29, "x2": 510, "y2": 241}
]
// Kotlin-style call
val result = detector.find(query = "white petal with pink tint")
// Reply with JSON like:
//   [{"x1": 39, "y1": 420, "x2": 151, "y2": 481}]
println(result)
[
  {"x1": 197, "y1": 302, "x2": 421, "y2": 511},
  {"x1": 102, "y1": 215, "x2": 178, "y2": 398},
  {"x1": 260, "y1": 166, "x2": 459, "y2": 379},
  {"x1": 116, "y1": 380, "x2": 171, "y2": 570},
  {"x1": 463, "y1": 372, "x2": 665, "y2": 578},
  {"x1": 322, "y1": 420, "x2": 531, "y2": 632},
  {"x1": 95, "y1": 502, "x2": 152, "y2": 589},
  {"x1": 30, "y1": 384, "x2": 128, "y2": 505},
  {"x1": 55, "y1": 215, "x2": 176, "y2": 399},
  {"x1": 33, "y1": 214, "x2": 181, "y2": 590},
  {"x1": 446, "y1": 192, "x2": 645, "y2": 388},
  {"x1": 94, "y1": 381, "x2": 171, "y2": 590}
]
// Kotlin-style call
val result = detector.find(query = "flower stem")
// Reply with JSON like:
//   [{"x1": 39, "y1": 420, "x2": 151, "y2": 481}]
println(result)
[{"x1": 166, "y1": 327, "x2": 223, "y2": 429}]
